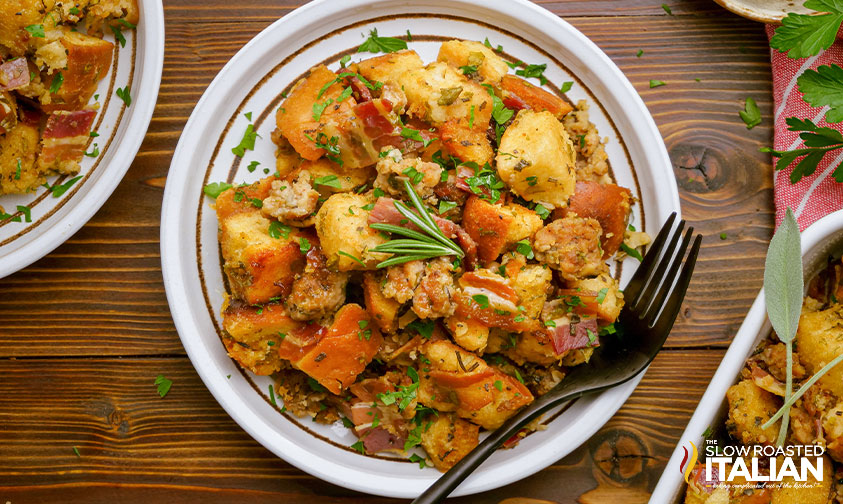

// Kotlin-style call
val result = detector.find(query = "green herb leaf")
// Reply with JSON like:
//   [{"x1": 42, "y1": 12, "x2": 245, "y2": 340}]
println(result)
[
  {"x1": 110, "y1": 24, "x2": 126, "y2": 47},
  {"x1": 299, "y1": 237, "x2": 311, "y2": 254},
  {"x1": 797, "y1": 63, "x2": 843, "y2": 124},
  {"x1": 493, "y1": 380, "x2": 503, "y2": 391},
  {"x1": 739, "y1": 97, "x2": 761, "y2": 129},
  {"x1": 203, "y1": 182, "x2": 233, "y2": 198},
  {"x1": 84, "y1": 143, "x2": 99, "y2": 157},
  {"x1": 636, "y1": 49, "x2": 644, "y2": 57},
  {"x1": 515, "y1": 63, "x2": 548, "y2": 86},
  {"x1": 338, "y1": 250, "x2": 366, "y2": 266},
  {"x1": 72, "y1": 446, "x2": 81, "y2": 457},
  {"x1": 438, "y1": 200, "x2": 458, "y2": 214},
  {"x1": 472, "y1": 294, "x2": 490, "y2": 309},
  {"x1": 662, "y1": 4, "x2": 673, "y2": 14},
  {"x1": 595, "y1": 287, "x2": 609, "y2": 304},
  {"x1": 771, "y1": 2, "x2": 843, "y2": 58},
  {"x1": 115, "y1": 85, "x2": 131, "y2": 107},
  {"x1": 351, "y1": 440, "x2": 366, "y2": 454},
  {"x1": 761, "y1": 117, "x2": 843, "y2": 183},
  {"x1": 400, "y1": 127, "x2": 435, "y2": 148},
  {"x1": 232, "y1": 124, "x2": 258, "y2": 157},
  {"x1": 247, "y1": 160, "x2": 260, "y2": 173},
  {"x1": 14, "y1": 159, "x2": 21, "y2": 180},
  {"x1": 408, "y1": 453, "x2": 427, "y2": 469},
  {"x1": 268, "y1": 221, "x2": 291, "y2": 239},
  {"x1": 764, "y1": 208, "x2": 803, "y2": 347},
  {"x1": 47, "y1": 176, "x2": 83, "y2": 197},
  {"x1": 357, "y1": 28, "x2": 407, "y2": 54},
  {"x1": 312, "y1": 97, "x2": 334, "y2": 121},
  {"x1": 49, "y1": 72, "x2": 64, "y2": 94},
  {"x1": 268, "y1": 384, "x2": 277, "y2": 406},
  {"x1": 407, "y1": 319, "x2": 436, "y2": 339},
  {"x1": 649, "y1": 80, "x2": 666, "y2": 88},
  {"x1": 314, "y1": 174, "x2": 342, "y2": 189},
  {"x1": 534, "y1": 203, "x2": 550, "y2": 220},
  {"x1": 154, "y1": 375, "x2": 172, "y2": 398},
  {"x1": 560, "y1": 81, "x2": 573, "y2": 93},
  {"x1": 24, "y1": 24, "x2": 45, "y2": 38},
  {"x1": 620, "y1": 243, "x2": 644, "y2": 261},
  {"x1": 16, "y1": 205, "x2": 31, "y2": 223},
  {"x1": 515, "y1": 239, "x2": 534, "y2": 259}
]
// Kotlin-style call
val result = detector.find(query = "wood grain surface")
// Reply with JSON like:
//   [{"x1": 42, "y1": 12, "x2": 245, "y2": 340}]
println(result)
[{"x1": 0, "y1": 1, "x2": 775, "y2": 502}]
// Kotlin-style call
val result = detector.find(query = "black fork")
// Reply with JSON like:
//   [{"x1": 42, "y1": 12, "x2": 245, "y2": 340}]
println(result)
[{"x1": 412, "y1": 213, "x2": 701, "y2": 504}]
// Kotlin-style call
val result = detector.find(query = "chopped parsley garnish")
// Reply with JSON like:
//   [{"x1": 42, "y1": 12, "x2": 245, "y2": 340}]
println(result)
[
  {"x1": 534, "y1": 203, "x2": 550, "y2": 220},
  {"x1": 268, "y1": 221, "x2": 291, "y2": 239},
  {"x1": 231, "y1": 124, "x2": 259, "y2": 157},
  {"x1": 798, "y1": 63, "x2": 843, "y2": 124},
  {"x1": 357, "y1": 28, "x2": 407, "y2": 54},
  {"x1": 493, "y1": 380, "x2": 503, "y2": 391},
  {"x1": 702, "y1": 426, "x2": 713, "y2": 438},
  {"x1": 400, "y1": 127, "x2": 435, "y2": 148},
  {"x1": 84, "y1": 143, "x2": 99, "y2": 157},
  {"x1": 515, "y1": 239, "x2": 534, "y2": 259},
  {"x1": 469, "y1": 105, "x2": 475, "y2": 129},
  {"x1": 307, "y1": 376, "x2": 327, "y2": 392},
  {"x1": 337, "y1": 86, "x2": 353, "y2": 102},
  {"x1": 339, "y1": 54, "x2": 351, "y2": 67},
  {"x1": 739, "y1": 97, "x2": 761, "y2": 129},
  {"x1": 481, "y1": 83, "x2": 514, "y2": 143},
  {"x1": 376, "y1": 367, "x2": 419, "y2": 412},
  {"x1": 636, "y1": 49, "x2": 644, "y2": 57},
  {"x1": 118, "y1": 19, "x2": 137, "y2": 29},
  {"x1": 49, "y1": 72, "x2": 64, "y2": 94},
  {"x1": 115, "y1": 85, "x2": 132, "y2": 106},
  {"x1": 24, "y1": 24, "x2": 45, "y2": 38},
  {"x1": 247, "y1": 160, "x2": 260, "y2": 173},
  {"x1": 312, "y1": 97, "x2": 334, "y2": 121},
  {"x1": 16, "y1": 205, "x2": 31, "y2": 223},
  {"x1": 586, "y1": 328, "x2": 597, "y2": 344},
  {"x1": 351, "y1": 440, "x2": 366, "y2": 454},
  {"x1": 298, "y1": 237, "x2": 311, "y2": 254},
  {"x1": 404, "y1": 422, "x2": 425, "y2": 451},
  {"x1": 341, "y1": 416, "x2": 355, "y2": 428},
  {"x1": 513, "y1": 368, "x2": 525, "y2": 384},
  {"x1": 46, "y1": 176, "x2": 83, "y2": 197},
  {"x1": 463, "y1": 162, "x2": 506, "y2": 203},
  {"x1": 649, "y1": 80, "x2": 666, "y2": 88},
  {"x1": 620, "y1": 243, "x2": 643, "y2": 261},
  {"x1": 408, "y1": 454, "x2": 427, "y2": 469},
  {"x1": 544, "y1": 320, "x2": 557, "y2": 328},
  {"x1": 72, "y1": 446, "x2": 81, "y2": 457},
  {"x1": 460, "y1": 65, "x2": 478, "y2": 76},
  {"x1": 154, "y1": 374, "x2": 172, "y2": 398},
  {"x1": 90, "y1": 131, "x2": 99, "y2": 137},
  {"x1": 268, "y1": 384, "x2": 278, "y2": 406},
  {"x1": 110, "y1": 24, "x2": 127, "y2": 47},
  {"x1": 203, "y1": 182, "x2": 233, "y2": 198},
  {"x1": 483, "y1": 37, "x2": 503, "y2": 52},
  {"x1": 472, "y1": 294, "x2": 490, "y2": 309},
  {"x1": 402, "y1": 166, "x2": 424, "y2": 185},
  {"x1": 314, "y1": 174, "x2": 342, "y2": 189},
  {"x1": 662, "y1": 3, "x2": 672, "y2": 15},
  {"x1": 720, "y1": 232, "x2": 728, "y2": 240},
  {"x1": 560, "y1": 81, "x2": 573, "y2": 93},
  {"x1": 14, "y1": 159, "x2": 21, "y2": 180},
  {"x1": 438, "y1": 200, "x2": 458, "y2": 214},
  {"x1": 595, "y1": 287, "x2": 609, "y2": 304},
  {"x1": 305, "y1": 132, "x2": 343, "y2": 166},
  {"x1": 407, "y1": 319, "x2": 436, "y2": 339},
  {"x1": 515, "y1": 63, "x2": 548, "y2": 85}
]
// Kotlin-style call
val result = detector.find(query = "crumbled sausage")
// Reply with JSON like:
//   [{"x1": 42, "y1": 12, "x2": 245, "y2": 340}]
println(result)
[{"x1": 532, "y1": 215, "x2": 606, "y2": 282}]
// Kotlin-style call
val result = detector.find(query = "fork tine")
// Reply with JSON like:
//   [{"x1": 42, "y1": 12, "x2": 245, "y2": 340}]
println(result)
[
  {"x1": 650, "y1": 234, "x2": 702, "y2": 332},
  {"x1": 642, "y1": 227, "x2": 695, "y2": 325},
  {"x1": 631, "y1": 219, "x2": 685, "y2": 310},
  {"x1": 622, "y1": 212, "x2": 677, "y2": 305}
]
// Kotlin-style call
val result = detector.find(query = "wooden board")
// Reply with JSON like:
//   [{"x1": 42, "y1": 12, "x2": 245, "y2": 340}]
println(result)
[{"x1": 0, "y1": 1, "x2": 775, "y2": 502}]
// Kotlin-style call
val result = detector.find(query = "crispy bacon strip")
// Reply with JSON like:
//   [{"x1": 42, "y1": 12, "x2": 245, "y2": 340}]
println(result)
[
  {"x1": 368, "y1": 197, "x2": 478, "y2": 269},
  {"x1": 546, "y1": 317, "x2": 599, "y2": 355},
  {"x1": 39, "y1": 109, "x2": 97, "y2": 165}
]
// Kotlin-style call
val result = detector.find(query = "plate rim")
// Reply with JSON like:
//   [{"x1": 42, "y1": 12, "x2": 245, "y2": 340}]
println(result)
[
  {"x1": 0, "y1": 0, "x2": 165, "y2": 279},
  {"x1": 161, "y1": 0, "x2": 681, "y2": 497}
]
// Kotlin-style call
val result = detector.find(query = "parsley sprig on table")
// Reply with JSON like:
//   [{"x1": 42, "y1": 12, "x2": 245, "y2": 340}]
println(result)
[
  {"x1": 761, "y1": 118, "x2": 843, "y2": 183},
  {"x1": 770, "y1": 0, "x2": 843, "y2": 59},
  {"x1": 369, "y1": 179, "x2": 464, "y2": 268}
]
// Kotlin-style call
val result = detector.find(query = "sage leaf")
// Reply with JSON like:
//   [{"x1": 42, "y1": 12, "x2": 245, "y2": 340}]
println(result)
[{"x1": 764, "y1": 208, "x2": 803, "y2": 345}]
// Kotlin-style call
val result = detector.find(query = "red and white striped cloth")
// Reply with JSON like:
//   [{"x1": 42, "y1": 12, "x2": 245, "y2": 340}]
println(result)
[{"x1": 766, "y1": 25, "x2": 843, "y2": 230}]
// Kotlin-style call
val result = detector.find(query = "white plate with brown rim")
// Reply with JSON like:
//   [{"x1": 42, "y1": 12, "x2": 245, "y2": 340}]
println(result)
[
  {"x1": 160, "y1": 0, "x2": 680, "y2": 497},
  {"x1": 0, "y1": 0, "x2": 164, "y2": 279}
]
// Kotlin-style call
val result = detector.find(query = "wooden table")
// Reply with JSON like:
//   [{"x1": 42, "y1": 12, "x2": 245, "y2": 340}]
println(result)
[{"x1": 0, "y1": 1, "x2": 774, "y2": 502}]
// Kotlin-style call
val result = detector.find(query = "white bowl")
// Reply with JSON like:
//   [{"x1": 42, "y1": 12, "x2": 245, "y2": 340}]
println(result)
[
  {"x1": 0, "y1": 0, "x2": 164, "y2": 278},
  {"x1": 160, "y1": 0, "x2": 679, "y2": 497},
  {"x1": 649, "y1": 209, "x2": 843, "y2": 504}
]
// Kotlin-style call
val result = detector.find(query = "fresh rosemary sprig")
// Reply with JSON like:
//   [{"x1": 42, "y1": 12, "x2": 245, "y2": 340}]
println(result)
[{"x1": 369, "y1": 179, "x2": 464, "y2": 268}]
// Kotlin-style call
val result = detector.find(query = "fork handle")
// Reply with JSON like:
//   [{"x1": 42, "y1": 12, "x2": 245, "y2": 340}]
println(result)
[{"x1": 411, "y1": 388, "x2": 580, "y2": 504}]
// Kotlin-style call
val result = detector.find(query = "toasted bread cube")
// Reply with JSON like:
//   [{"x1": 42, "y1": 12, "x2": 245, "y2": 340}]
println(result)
[
  {"x1": 437, "y1": 40, "x2": 509, "y2": 85},
  {"x1": 0, "y1": 0, "x2": 42, "y2": 56},
  {"x1": 291, "y1": 304, "x2": 383, "y2": 395},
  {"x1": 315, "y1": 193, "x2": 388, "y2": 271},
  {"x1": 572, "y1": 273, "x2": 624, "y2": 322},
  {"x1": 222, "y1": 301, "x2": 301, "y2": 375},
  {"x1": 504, "y1": 253, "x2": 552, "y2": 319},
  {"x1": 363, "y1": 272, "x2": 401, "y2": 332},
  {"x1": 797, "y1": 304, "x2": 843, "y2": 398},
  {"x1": 401, "y1": 61, "x2": 492, "y2": 129},
  {"x1": 558, "y1": 181, "x2": 632, "y2": 257},
  {"x1": 496, "y1": 109, "x2": 576, "y2": 209},
  {"x1": 438, "y1": 118, "x2": 493, "y2": 167},
  {"x1": 462, "y1": 196, "x2": 543, "y2": 264},
  {"x1": 355, "y1": 50, "x2": 425, "y2": 88},
  {"x1": 726, "y1": 380, "x2": 781, "y2": 446},
  {"x1": 42, "y1": 32, "x2": 113, "y2": 112},
  {"x1": 0, "y1": 123, "x2": 40, "y2": 194},
  {"x1": 770, "y1": 455, "x2": 833, "y2": 504},
  {"x1": 445, "y1": 316, "x2": 490, "y2": 353},
  {"x1": 219, "y1": 209, "x2": 306, "y2": 305},
  {"x1": 277, "y1": 65, "x2": 355, "y2": 161},
  {"x1": 420, "y1": 413, "x2": 480, "y2": 472}
]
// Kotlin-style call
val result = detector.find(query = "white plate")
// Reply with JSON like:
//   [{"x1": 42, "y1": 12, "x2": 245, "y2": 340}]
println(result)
[
  {"x1": 649, "y1": 209, "x2": 843, "y2": 504},
  {"x1": 161, "y1": 0, "x2": 680, "y2": 498},
  {"x1": 0, "y1": 0, "x2": 164, "y2": 278}
]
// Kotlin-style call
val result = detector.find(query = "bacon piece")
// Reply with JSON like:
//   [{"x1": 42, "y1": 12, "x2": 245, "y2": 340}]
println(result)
[
  {"x1": 368, "y1": 197, "x2": 478, "y2": 269},
  {"x1": 547, "y1": 317, "x2": 599, "y2": 355},
  {"x1": 39, "y1": 109, "x2": 97, "y2": 166},
  {"x1": 360, "y1": 426, "x2": 405, "y2": 453},
  {"x1": 0, "y1": 58, "x2": 30, "y2": 90},
  {"x1": 348, "y1": 75, "x2": 373, "y2": 103},
  {"x1": 459, "y1": 271, "x2": 519, "y2": 305},
  {"x1": 452, "y1": 291, "x2": 541, "y2": 333}
]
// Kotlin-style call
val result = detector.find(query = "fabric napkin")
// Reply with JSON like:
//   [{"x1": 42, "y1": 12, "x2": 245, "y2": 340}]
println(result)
[{"x1": 766, "y1": 25, "x2": 843, "y2": 231}]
